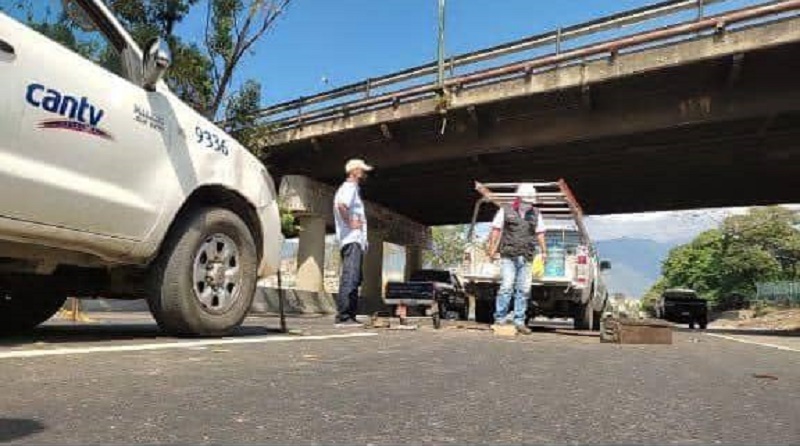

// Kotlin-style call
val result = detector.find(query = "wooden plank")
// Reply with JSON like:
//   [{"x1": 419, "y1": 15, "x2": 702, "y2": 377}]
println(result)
[{"x1": 492, "y1": 324, "x2": 518, "y2": 337}]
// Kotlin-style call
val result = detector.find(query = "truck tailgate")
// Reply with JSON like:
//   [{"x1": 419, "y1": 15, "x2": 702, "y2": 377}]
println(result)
[{"x1": 385, "y1": 282, "x2": 435, "y2": 303}]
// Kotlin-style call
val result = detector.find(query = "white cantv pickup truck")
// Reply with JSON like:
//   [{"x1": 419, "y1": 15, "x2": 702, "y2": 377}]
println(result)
[{"x1": 0, "y1": 0, "x2": 282, "y2": 336}]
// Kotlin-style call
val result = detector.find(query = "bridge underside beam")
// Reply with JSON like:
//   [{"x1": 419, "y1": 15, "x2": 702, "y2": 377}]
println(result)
[
  {"x1": 263, "y1": 16, "x2": 800, "y2": 148},
  {"x1": 266, "y1": 22, "x2": 800, "y2": 224}
]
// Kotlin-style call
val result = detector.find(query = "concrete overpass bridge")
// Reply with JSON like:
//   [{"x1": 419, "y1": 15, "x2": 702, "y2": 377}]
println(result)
[
  {"x1": 251, "y1": 0, "x2": 800, "y2": 313},
  {"x1": 258, "y1": 0, "x2": 800, "y2": 225}
]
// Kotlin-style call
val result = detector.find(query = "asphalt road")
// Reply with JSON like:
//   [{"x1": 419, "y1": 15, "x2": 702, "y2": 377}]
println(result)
[{"x1": 1, "y1": 314, "x2": 798, "y2": 445}]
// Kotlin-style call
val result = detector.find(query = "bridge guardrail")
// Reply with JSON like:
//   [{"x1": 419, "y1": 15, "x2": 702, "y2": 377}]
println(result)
[{"x1": 247, "y1": 0, "x2": 800, "y2": 132}]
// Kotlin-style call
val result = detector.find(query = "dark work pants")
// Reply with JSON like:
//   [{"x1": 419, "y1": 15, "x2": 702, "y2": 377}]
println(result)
[{"x1": 337, "y1": 243, "x2": 364, "y2": 322}]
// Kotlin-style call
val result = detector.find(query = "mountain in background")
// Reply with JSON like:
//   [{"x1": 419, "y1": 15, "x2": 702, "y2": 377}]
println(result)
[{"x1": 595, "y1": 237, "x2": 679, "y2": 298}]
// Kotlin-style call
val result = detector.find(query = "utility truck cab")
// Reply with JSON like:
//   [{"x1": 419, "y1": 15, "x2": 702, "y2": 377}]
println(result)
[{"x1": 0, "y1": 0, "x2": 282, "y2": 336}]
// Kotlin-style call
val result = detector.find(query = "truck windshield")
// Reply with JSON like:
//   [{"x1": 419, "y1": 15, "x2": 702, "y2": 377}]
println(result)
[
  {"x1": 545, "y1": 230, "x2": 582, "y2": 250},
  {"x1": 410, "y1": 270, "x2": 451, "y2": 283}
]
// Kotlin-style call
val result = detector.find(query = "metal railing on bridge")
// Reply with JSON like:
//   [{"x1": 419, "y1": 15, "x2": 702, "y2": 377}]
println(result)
[{"x1": 248, "y1": 0, "x2": 800, "y2": 132}]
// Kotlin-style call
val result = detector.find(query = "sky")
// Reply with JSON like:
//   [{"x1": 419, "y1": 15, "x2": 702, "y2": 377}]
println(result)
[{"x1": 175, "y1": 0, "x2": 785, "y2": 244}]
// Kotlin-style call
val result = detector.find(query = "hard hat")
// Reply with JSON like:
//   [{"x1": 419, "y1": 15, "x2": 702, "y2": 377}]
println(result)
[{"x1": 516, "y1": 183, "x2": 537, "y2": 203}]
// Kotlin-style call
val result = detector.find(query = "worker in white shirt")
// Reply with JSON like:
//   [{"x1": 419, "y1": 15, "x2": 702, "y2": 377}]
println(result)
[{"x1": 333, "y1": 159, "x2": 373, "y2": 327}]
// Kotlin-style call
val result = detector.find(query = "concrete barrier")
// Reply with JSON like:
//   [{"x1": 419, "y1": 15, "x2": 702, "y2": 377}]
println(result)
[{"x1": 251, "y1": 287, "x2": 336, "y2": 315}]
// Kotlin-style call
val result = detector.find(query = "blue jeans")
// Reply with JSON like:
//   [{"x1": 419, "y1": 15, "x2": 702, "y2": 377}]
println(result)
[
  {"x1": 337, "y1": 243, "x2": 363, "y2": 322},
  {"x1": 494, "y1": 255, "x2": 532, "y2": 326}
]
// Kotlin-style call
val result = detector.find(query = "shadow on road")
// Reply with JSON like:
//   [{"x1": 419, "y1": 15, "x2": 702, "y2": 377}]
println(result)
[
  {"x1": 552, "y1": 329, "x2": 600, "y2": 338},
  {"x1": 677, "y1": 327, "x2": 800, "y2": 338},
  {"x1": 528, "y1": 320, "x2": 601, "y2": 337},
  {"x1": 0, "y1": 418, "x2": 45, "y2": 442},
  {"x1": 0, "y1": 323, "x2": 284, "y2": 347}
]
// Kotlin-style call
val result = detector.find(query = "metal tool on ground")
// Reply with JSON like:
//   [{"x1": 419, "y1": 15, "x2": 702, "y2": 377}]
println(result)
[{"x1": 276, "y1": 271, "x2": 287, "y2": 333}]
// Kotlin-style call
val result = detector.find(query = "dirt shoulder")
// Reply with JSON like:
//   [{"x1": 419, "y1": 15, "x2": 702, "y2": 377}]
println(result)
[{"x1": 710, "y1": 309, "x2": 800, "y2": 331}]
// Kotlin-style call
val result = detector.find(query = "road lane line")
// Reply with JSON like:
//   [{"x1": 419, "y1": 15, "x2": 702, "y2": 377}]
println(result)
[
  {"x1": 705, "y1": 333, "x2": 800, "y2": 353},
  {"x1": 0, "y1": 332, "x2": 378, "y2": 360}
]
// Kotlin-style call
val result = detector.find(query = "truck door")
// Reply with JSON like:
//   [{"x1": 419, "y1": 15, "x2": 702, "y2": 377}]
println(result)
[
  {"x1": 0, "y1": 11, "x2": 23, "y2": 184},
  {"x1": 0, "y1": 0, "x2": 170, "y2": 240}
]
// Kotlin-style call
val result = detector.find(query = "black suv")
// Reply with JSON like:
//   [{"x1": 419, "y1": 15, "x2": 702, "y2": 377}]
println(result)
[{"x1": 655, "y1": 288, "x2": 708, "y2": 329}]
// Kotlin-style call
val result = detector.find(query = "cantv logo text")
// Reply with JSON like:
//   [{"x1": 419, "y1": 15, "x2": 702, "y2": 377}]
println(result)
[
  {"x1": 26, "y1": 83, "x2": 104, "y2": 126},
  {"x1": 25, "y1": 83, "x2": 112, "y2": 140}
]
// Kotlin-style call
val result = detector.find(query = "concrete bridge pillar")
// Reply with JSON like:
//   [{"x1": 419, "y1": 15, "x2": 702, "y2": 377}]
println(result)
[
  {"x1": 405, "y1": 246, "x2": 424, "y2": 279},
  {"x1": 360, "y1": 229, "x2": 386, "y2": 315},
  {"x1": 276, "y1": 175, "x2": 432, "y2": 316},
  {"x1": 295, "y1": 214, "x2": 326, "y2": 295}
]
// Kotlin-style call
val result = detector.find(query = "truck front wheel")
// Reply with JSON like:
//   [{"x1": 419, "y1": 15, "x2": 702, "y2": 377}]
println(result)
[
  {"x1": 0, "y1": 286, "x2": 67, "y2": 335},
  {"x1": 148, "y1": 207, "x2": 258, "y2": 337}
]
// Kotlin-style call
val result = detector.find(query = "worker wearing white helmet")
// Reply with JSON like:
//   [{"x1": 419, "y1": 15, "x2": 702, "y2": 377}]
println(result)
[{"x1": 475, "y1": 182, "x2": 547, "y2": 334}]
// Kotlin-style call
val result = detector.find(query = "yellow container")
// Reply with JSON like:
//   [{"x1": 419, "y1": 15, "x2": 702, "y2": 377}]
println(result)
[{"x1": 531, "y1": 254, "x2": 544, "y2": 279}]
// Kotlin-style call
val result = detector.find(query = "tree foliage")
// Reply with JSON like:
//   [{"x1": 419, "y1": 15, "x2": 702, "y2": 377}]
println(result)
[
  {"x1": 10, "y1": 0, "x2": 288, "y2": 139},
  {"x1": 223, "y1": 79, "x2": 269, "y2": 155},
  {"x1": 104, "y1": 0, "x2": 212, "y2": 108},
  {"x1": 425, "y1": 226, "x2": 469, "y2": 270},
  {"x1": 641, "y1": 276, "x2": 666, "y2": 315},
  {"x1": 646, "y1": 206, "x2": 800, "y2": 310},
  {"x1": 103, "y1": 0, "x2": 290, "y2": 149},
  {"x1": 204, "y1": 0, "x2": 290, "y2": 119}
]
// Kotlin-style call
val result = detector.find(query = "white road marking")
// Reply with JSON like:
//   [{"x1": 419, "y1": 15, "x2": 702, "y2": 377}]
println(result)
[
  {"x1": 705, "y1": 333, "x2": 800, "y2": 353},
  {"x1": 0, "y1": 332, "x2": 378, "y2": 360}
]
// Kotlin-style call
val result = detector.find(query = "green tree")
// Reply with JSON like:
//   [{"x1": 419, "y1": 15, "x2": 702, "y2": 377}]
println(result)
[
  {"x1": 105, "y1": 0, "x2": 214, "y2": 110},
  {"x1": 650, "y1": 206, "x2": 800, "y2": 310},
  {"x1": 641, "y1": 276, "x2": 667, "y2": 315},
  {"x1": 425, "y1": 225, "x2": 469, "y2": 270},
  {"x1": 661, "y1": 229, "x2": 725, "y2": 299},
  {"x1": 204, "y1": 0, "x2": 291, "y2": 119},
  {"x1": 104, "y1": 0, "x2": 291, "y2": 146},
  {"x1": 11, "y1": 0, "x2": 288, "y2": 153},
  {"x1": 722, "y1": 207, "x2": 800, "y2": 280},
  {"x1": 223, "y1": 79, "x2": 269, "y2": 153}
]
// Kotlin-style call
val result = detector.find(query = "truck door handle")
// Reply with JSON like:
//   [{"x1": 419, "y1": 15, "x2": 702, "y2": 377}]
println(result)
[{"x1": 0, "y1": 39, "x2": 15, "y2": 55}]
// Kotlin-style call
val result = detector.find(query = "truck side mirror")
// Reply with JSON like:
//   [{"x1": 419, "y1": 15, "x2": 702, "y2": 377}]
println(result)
[
  {"x1": 142, "y1": 37, "x2": 171, "y2": 91},
  {"x1": 600, "y1": 260, "x2": 612, "y2": 271}
]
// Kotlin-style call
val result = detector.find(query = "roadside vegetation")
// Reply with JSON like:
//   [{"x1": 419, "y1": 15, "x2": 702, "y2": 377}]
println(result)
[{"x1": 643, "y1": 206, "x2": 800, "y2": 314}]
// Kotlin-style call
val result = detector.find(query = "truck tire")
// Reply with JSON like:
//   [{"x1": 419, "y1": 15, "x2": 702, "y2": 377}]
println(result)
[
  {"x1": 0, "y1": 287, "x2": 67, "y2": 335},
  {"x1": 148, "y1": 207, "x2": 258, "y2": 337},
  {"x1": 573, "y1": 302, "x2": 593, "y2": 330},
  {"x1": 475, "y1": 299, "x2": 494, "y2": 324},
  {"x1": 458, "y1": 304, "x2": 469, "y2": 321},
  {"x1": 592, "y1": 310, "x2": 602, "y2": 331}
]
